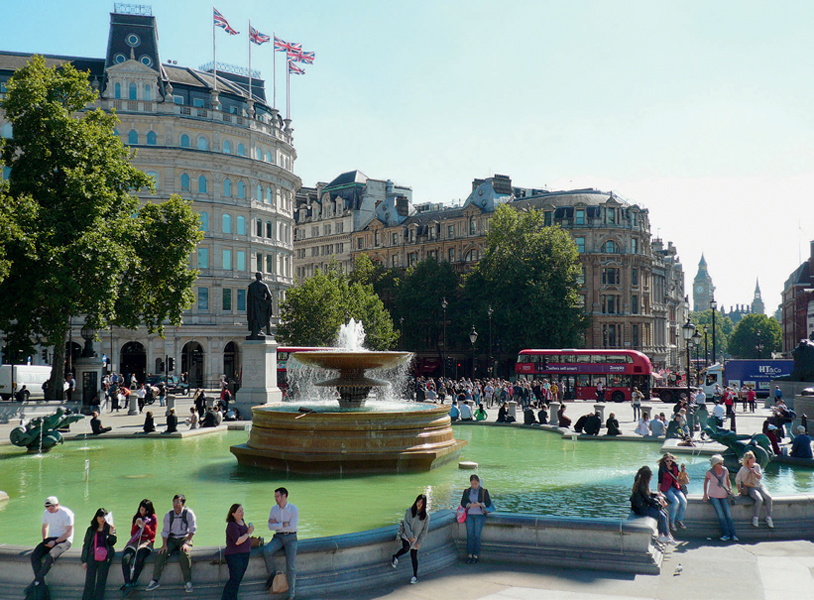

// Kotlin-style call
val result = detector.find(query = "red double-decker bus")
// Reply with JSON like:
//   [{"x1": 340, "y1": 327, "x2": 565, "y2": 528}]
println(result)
[
  {"x1": 515, "y1": 349, "x2": 652, "y2": 402},
  {"x1": 276, "y1": 346, "x2": 328, "y2": 391}
]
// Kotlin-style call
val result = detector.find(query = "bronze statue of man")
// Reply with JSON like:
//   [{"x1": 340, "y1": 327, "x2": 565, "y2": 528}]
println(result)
[{"x1": 247, "y1": 272, "x2": 273, "y2": 340}]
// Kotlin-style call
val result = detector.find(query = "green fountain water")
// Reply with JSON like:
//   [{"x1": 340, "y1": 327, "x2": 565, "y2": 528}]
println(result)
[{"x1": 3, "y1": 426, "x2": 814, "y2": 547}]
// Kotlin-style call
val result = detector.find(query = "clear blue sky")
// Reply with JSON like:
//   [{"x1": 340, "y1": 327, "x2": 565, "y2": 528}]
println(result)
[{"x1": 3, "y1": 0, "x2": 813, "y2": 315}]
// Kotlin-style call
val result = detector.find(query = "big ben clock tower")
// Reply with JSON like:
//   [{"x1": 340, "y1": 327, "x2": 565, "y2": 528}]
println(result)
[{"x1": 693, "y1": 254, "x2": 715, "y2": 312}]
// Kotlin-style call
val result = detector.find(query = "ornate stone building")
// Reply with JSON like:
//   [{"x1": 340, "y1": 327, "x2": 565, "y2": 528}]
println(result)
[
  {"x1": 782, "y1": 241, "x2": 814, "y2": 352},
  {"x1": 692, "y1": 254, "x2": 715, "y2": 312},
  {"x1": 0, "y1": 5, "x2": 298, "y2": 386}
]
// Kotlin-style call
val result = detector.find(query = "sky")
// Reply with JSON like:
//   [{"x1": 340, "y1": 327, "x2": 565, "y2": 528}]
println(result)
[{"x1": 3, "y1": 0, "x2": 813, "y2": 314}]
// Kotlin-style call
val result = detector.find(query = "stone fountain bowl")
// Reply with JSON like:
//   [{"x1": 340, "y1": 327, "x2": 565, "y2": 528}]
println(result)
[{"x1": 292, "y1": 351, "x2": 412, "y2": 371}]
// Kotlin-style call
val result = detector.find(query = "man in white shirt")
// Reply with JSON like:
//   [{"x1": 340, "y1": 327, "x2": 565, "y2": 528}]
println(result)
[
  {"x1": 264, "y1": 487, "x2": 298, "y2": 599},
  {"x1": 460, "y1": 402, "x2": 473, "y2": 421},
  {"x1": 695, "y1": 389, "x2": 707, "y2": 406},
  {"x1": 146, "y1": 494, "x2": 197, "y2": 593},
  {"x1": 28, "y1": 496, "x2": 74, "y2": 592}
]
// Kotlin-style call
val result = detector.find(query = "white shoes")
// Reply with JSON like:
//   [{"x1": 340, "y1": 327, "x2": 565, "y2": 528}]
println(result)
[
  {"x1": 752, "y1": 517, "x2": 759, "y2": 527},
  {"x1": 410, "y1": 576, "x2": 418, "y2": 584},
  {"x1": 391, "y1": 556, "x2": 398, "y2": 568},
  {"x1": 766, "y1": 517, "x2": 774, "y2": 528},
  {"x1": 145, "y1": 580, "x2": 159, "y2": 592},
  {"x1": 657, "y1": 534, "x2": 674, "y2": 544},
  {"x1": 185, "y1": 582, "x2": 194, "y2": 593}
]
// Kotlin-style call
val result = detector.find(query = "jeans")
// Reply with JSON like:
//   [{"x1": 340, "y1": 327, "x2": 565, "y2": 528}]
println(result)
[
  {"x1": 221, "y1": 552, "x2": 250, "y2": 600},
  {"x1": 121, "y1": 547, "x2": 152, "y2": 585},
  {"x1": 633, "y1": 404, "x2": 641, "y2": 422},
  {"x1": 638, "y1": 506, "x2": 669, "y2": 536},
  {"x1": 665, "y1": 488, "x2": 687, "y2": 526},
  {"x1": 746, "y1": 486, "x2": 773, "y2": 519},
  {"x1": 393, "y1": 539, "x2": 418, "y2": 577},
  {"x1": 465, "y1": 514, "x2": 486, "y2": 556},
  {"x1": 31, "y1": 537, "x2": 71, "y2": 583},
  {"x1": 151, "y1": 537, "x2": 192, "y2": 584},
  {"x1": 263, "y1": 533, "x2": 297, "y2": 597},
  {"x1": 82, "y1": 560, "x2": 111, "y2": 600},
  {"x1": 709, "y1": 497, "x2": 736, "y2": 538}
]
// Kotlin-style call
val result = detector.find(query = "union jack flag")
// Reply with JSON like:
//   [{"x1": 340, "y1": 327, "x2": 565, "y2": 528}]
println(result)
[
  {"x1": 274, "y1": 36, "x2": 301, "y2": 53},
  {"x1": 288, "y1": 60, "x2": 305, "y2": 75},
  {"x1": 288, "y1": 49, "x2": 315, "y2": 65},
  {"x1": 249, "y1": 26, "x2": 270, "y2": 45},
  {"x1": 214, "y1": 8, "x2": 239, "y2": 35}
]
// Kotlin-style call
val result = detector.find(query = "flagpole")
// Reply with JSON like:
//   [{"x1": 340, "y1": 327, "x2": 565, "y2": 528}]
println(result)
[
  {"x1": 286, "y1": 59, "x2": 290, "y2": 120},
  {"x1": 273, "y1": 31, "x2": 277, "y2": 110},
  {"x1": 213, "y1": 6, "x2": 218, "y2": 93},
  {"x1": 248, "y1": 19, "x2": 252, "y2": 102}
]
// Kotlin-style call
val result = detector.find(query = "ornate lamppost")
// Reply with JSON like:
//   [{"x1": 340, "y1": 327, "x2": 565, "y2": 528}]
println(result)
[
  {"x1": 756, "y1": 329, "x2": 764, "y2": 359},
  {"x1": 469, "y1": 325, "x2": 478, "y2": 380},
  {"x1": 80, "y1": 324, "x2": 96, "y2": 358},
  {"x1": 682, "y1": 319, "x2": 696, "y2": 402},
  {"x1": 692, "y1": 328, "x2": 702, "y2": 385},
  {"x1": 710, "y1": 298, "x2": 717, "y2": 365},
  {"x1": 441, "y1": 297, "x2": 448, "y2": 379},
  {"x1": 703, "y1": 324, "x2": 709, "y2": 368},
  {"x1": 487, "y1": 305, "x2": 494, "y2": 377}
]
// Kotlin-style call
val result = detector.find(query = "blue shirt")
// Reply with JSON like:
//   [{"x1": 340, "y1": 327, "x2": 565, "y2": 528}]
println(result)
[
  {"x1": 791, "y1": 434, "x2": 813, "y2": 459},
  {"x1": 449, "y1": 406, "x2": 460, "y2": 419}
]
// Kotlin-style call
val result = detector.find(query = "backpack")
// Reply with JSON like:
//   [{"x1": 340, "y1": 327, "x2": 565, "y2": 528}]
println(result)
[{"x1": 168, "y1": 508, "x2": 190, "y2": 532}]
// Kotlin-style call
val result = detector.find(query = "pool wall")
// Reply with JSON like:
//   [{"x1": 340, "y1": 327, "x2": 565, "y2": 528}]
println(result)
[{"x1": 0, "y1": 510, "x2": 661, "y2": 599}]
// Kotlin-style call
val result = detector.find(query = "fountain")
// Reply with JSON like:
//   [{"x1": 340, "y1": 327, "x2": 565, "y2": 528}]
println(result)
[
  {"x1": 9, "y1": 408, "x2": 85, "y2": 453},
  {"x1": 230, "y1": 320, "x2": 467, "y2": 474}
]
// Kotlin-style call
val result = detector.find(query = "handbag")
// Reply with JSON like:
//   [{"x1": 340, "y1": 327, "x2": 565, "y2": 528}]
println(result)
[
  {"x1": 94, "y1": 545, "x2": 108, "y2": 562},
  {"x1": 271, "y1": 572, "x2": 289, "y2": 594},
  {"x1": 456, "y1": 505, "x2": 467, "y2": 523},
  {"x1": 250, "y1": 536, "x2": 264, "y2": 548}
]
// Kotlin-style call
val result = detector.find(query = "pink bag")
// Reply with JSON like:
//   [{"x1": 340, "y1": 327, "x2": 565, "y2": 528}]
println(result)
[{"x1": 456, "y1": 506, "x2": 467, "y2": 523}]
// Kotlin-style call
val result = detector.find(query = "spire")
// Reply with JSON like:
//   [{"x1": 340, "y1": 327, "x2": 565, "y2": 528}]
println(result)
[
  {"x1": 754, "y1": 278, "x2": 761, "y2": 298},
  {"x1": 699, "y1": 253, "x2": 707, "y2": 267}
]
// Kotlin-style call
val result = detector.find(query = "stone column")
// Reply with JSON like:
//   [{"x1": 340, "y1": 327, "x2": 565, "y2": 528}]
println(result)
[
  {"x1": 549, "y1": 402, "x2": 561, "y2": 426},
  {"x1": 507, "y1": 401, "x2": 517, "y2": 421},
  {"x1": 593, "y1": 404, "x2": 605, "y2": 421}
]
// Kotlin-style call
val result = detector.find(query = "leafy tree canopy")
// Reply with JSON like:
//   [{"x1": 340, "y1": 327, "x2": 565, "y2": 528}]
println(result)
[
  {"x1": 728, "y1": 314, "x2": 782, "y2": 359},
  {"x1": 0, "y1": 56, "x2": 202, "y2": 397},
  {"x1": 278, "y1": 260, "x2": 397, "y2": 350}
]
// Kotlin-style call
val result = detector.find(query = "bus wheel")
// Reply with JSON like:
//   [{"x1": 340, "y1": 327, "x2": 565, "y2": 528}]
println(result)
[
  {"x1": 611, "y1": 391, "x2": 624, "y2": 403},
  {"x1": 661, "y1": 391, "x2": 673, "y2": 403}
]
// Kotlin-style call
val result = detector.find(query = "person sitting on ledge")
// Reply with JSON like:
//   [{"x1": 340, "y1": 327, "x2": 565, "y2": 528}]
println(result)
[
  {"x1": 523, "y1": 406, "x2": 538, "y2": 425},
  {"x1": 606, "y1": 412, "x2": 621, "y2": 436},
  {"x1": 142, "y1": 411, "x2": 156, "y2": 434},
  {"x1": 449, "y1": 401, "x2": 460, "y2": 422},
  {"x1": 537, "y1": 404, "x2": 548, "y2": 425},
  {"x1": 90, "y1": 411, "x2": 112, "y2": 435},
  {"x1": 573, "y1": 413, "x2": 589, "y2": 433},
  {"x1": 583, "y1": 412, "x2": 602, "y2": 436},
  {"x1": 764, "y1": 423, "x2": 782, "y2": 455},
  {"x1": 459, "y1": 402, "x2": 473, "y2": 421},
  {"x1": 557, "y1": 404, "x2": 572, "y2": 429},
  {"x1": 163, "y1": 409, "x2": 178, "y2": 435},
  {"x1": 187, "y1": 407, "x2": 199, "y2": 430},
  {"x1": 649, "y1": 414, "x2": 666, "y2": 437},
  {"x1": 496, "y1": 402, "x2": 515, "y2": 423},
  {"x1": 634, "y1": 415, "x2": 651, "y2": 436},
  {"x1": 790, "y1": 425, "x2": 813, "y2": 459},
  {"x1": 474, "y1": 403, "x2": 488, "y2": 422},
  {"x1": 201, "y1": 408, "x2": 218, "y2": 428}
]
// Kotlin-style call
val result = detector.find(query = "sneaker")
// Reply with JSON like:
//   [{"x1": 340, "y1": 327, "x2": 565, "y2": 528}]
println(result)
[
  {"x1": 466, "y1": 556, "x2": 473, "y2": 564},
  {"x1": 185, "y1": 582, "x2": 193, "y2": 593},
  {"x1": 732, "y1": 535, "x2": 740, "y2": 542},
  {"x1": 472, "y1": 555, "x2": 479, "y2": 563},
  {"x1": 410, "y1": 577, "x2": 417, "y2": 584},
  {"x1": 119, "y1": 583, "x2": 130, "y2": 591},
  {"x1": 676, "y1": 521, "x2": 686, "y2": 530},
  {"x1": 391, "y1": 556, "x2": 398, "y2": 569},
  {"x1": 657, "y1": 534, "x2": 671, "y2": 543},
  {"x1": 719, "y1": 536, "x2": 730, "y2": 542},
  {"x1": 766, "y1": 517, "x2": 774, "y2": 529},
  {"x1": 752, "y1": 517, "x2": 759, "y2": 527},
  {"x1": 145, "y1": 580, "x2": 160, "y2": 592},
  {"x1": 669, "y1": 522, "x2": 677, "y2": 532}
]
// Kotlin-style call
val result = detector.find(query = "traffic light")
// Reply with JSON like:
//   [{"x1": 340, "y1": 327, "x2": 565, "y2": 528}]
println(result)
[
  {"x1": 158, "y1": 361, "x2": 165, "y2": 373},
  {"x1": 167, "y1": 357, "x2": 175, "y2": 372}
]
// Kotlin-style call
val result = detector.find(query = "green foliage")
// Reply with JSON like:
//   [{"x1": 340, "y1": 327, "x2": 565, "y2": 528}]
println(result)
[
  {"x1": 0, "y1": 56, "x2": 201, "y2": 396},
  {"x1": 464, "y1": 204, "x2": 587, "y2": 354},
  {"x1": 690, "y1": 309, "x2": 734, "y2": 360},
  {"x1": 279, "y1": 260, "x2": 397, "y2": 349},
  {"x1": 348, "y1": 254, "x2": 400, "y2": 312},
  {"x1": 728, "y1": 314, "x2": 782, "y2": 359}
]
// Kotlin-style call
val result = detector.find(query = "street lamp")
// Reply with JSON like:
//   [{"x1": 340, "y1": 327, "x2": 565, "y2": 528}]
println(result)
[
  {"x1": 469, "y1": 325, "x2": 478, "y2": 380},
  {"x1": 710, "y1": 298, "x2": 717, "y2": 365},
  {"x1": 441, "y1": 297, "x2": 448, "y2": 379},
  {"x1": 487, "y1": 305, "x2": 494, "y2": 377},
  {"x1": 80, "y1": 324, "x2": 95, "y2": 358},
  {"x1": 756, "y1": 329, "x2": 764, "y2": 359},
  {"x1": 692, "y1": 329, "x2": 702, "y2": 384},
  {"x1": 682, "y1": 319, "x2": 696, "y2": 402},
  {"x1": 703, "y1": 325, "x2": 709, "y2": 368}
]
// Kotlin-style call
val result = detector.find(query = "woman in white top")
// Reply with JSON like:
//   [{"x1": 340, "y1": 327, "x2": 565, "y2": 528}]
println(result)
[{"x1": 735, "y1": 451, "x2": 774, "y2": 529}]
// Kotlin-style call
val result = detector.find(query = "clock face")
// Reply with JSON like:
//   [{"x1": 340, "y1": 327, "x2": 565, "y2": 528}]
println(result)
[{"x1": 696, "y1": 285, "x2": 704, "y2": 293}]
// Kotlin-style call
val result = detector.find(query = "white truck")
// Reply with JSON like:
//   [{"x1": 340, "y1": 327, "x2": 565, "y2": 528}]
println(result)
[{"x1": 0, "y1": 364, "x2": 52, "y2": 401}]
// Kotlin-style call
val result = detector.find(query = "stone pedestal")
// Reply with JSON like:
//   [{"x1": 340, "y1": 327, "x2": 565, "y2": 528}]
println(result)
[
  {"x1": 508, "y1": 401, "x2": 518, "y2": 420},
  {"x1": 549, "y1": 402, "x2": 561, "y2": 425},
  {"x1": 641, "y1": 406, "x2": 653, "y2": 421},
  {"x1": 593, "y1": 405, "x2": 605, "y2": 421},
  {"x1": 74, "y1": 357, "x2": 105, "y2": 414},
  {"x1": 234, "y1": 338, "x2": 282, "y2": 419}
]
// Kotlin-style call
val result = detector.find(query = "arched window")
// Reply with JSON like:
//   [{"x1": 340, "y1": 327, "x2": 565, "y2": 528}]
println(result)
[
  {"x1": 256, "y1": 219, "x2": 262, "y2": 237},
  {"x1": 146, "y1": 131, "x2": 157, "y2": 145},
  {"x1": 129, "y1": 82, "x2": 137, "y2": 100},
  {"x1": 200, "y1": 211, "x2": 209, "y2": 232},
  {"x1": 144, "y1": 84, "x2": 151, "y2": 101},
  {"x1": 266, "y1": 151, "x2": 272, "y2": 163},
  {"x1": 465, "y1": 249, "x2": 479, "y2": 262},
  {"x1": 257, "y1": 184, "x2": 263, "y2": 201},
  {"x1": 237, "y1": 143, "x2": 245, "y2": 157},
  {"x1": 222, "y1": 214, "x2": 232, "y2": 233},
  {"x1": 180, "y1": 173, "x2": 190, "y2": 191},
  {"x1": 237, "y1": 216, "x2": 246, "y2": 235},
  {"x1": 237, "y1": 181, "x2": 245, "y2": 199},
  {"x1": 601, "y1": 240, "x2": 616, "y2": 253},
  {"x1": 256, "y1": 147, "x2": 262, "y2": 160},
  {"x1": 197, "y1": 136, "x2": 208, "y2": 151},
  {"x1": 198, "y1": 175, "x2": 207, "y2": 193},
  {"x1": 267, "y1": 187, "x2": 273, "y2": 205},
  {"x1": 180, "y1": 134, "x2": 190, "y2": 148},
  {"x1": 127, "y1": 130, "x2": 138, "y2": 145},
  {"x1": 223, "y1": 178, "x2": 232, "y2": 197},
  {"x1": 114, "y1": 82, "x2": 121, "y2": 99},
  {"x1": 223, "y1": 140, "x2": 232, "y2": 154}
]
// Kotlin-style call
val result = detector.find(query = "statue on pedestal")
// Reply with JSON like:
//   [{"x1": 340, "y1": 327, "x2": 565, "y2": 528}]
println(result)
[{"x1": 247, "y1": 272, "x2": 274, "y2": 340}]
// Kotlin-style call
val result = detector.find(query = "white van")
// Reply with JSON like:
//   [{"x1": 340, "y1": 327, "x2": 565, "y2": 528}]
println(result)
[{"x1": 0, "y1": 365, "x2": 52, "y2": 401}]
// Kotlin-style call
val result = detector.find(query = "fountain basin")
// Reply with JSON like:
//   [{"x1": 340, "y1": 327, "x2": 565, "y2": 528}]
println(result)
[{"x1": 231, "y1": 403, "x2": 467, "y2": 475}]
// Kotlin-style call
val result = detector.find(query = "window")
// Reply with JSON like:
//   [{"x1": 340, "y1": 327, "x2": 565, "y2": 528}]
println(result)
[
  {"x1": 392, "y1": 233, "x2": 398, "y2": 245},
  {"x1": 266, "y1": 221, "x2": 273, "y2": 238},
  {"x1": 257, "y1": 184, "x2": 263, "y2": 201},
  {"x1": 631, "y1": 212, "x2": 637, "y2": 227},
  {"x1": 144, "y1": 84, "x2": 151, "y2": 101},
  {"x1": 198, "y1": 175, "x2": 207, "y2": 193},
  {"x1": 575, "y1": 209, "x2": 585, "y2": 225},
  {"x1": 631, "y1": 238, "x2": 638, "y2": 254},
  {"x1": 222, "y1": 214, "x2": 232, "y2": 233},
  {"x1": 602, "y1": 295, "x2": 618, "y2": 314},
  {"x1": 173, "y1": 95, "x2": 184, "y2": 105},
  {"x1": 200, "y1": 211, "x2": 209, "y2": 231},
  {"x1": 180, "y1": 134, "x2": 190, "y2": 148},
  {"x1": 266, "y1": 151, "x2": 272, "y2": 162},
  {"x1": 223, "y1": 140, "x2": 232, "y2": 154},
  {"x1": 577, "y1": 265, "x2": 585, "y2": 286},
  {"x1": 256, "y1": 219, "x2": 262, "y2": 236},
  {"x1": 146, "y1": 131, "x2": 157, "y2": 145},
  {"x1": 465, "y1": 249, "x2": 479, "y2": 262},
  {"x1": 223, "y1": 249, "x2": 232, "y2": 270},
  {"x1": 237, "y1": 216, "x2": 246, "y2": 235},
  {"x1": 237, "y1": 250, "x2": 246, "y2": 271},
  {"x1": 266, "y1": 255, "x2": 274, "y2": 273},
  {"x1": 180, "y1": 173, "x2": 190, "y2": 191},
  {"x1": 197, "y1": 136, "x2": 208, "y2": 151},
  {"x1": 197, "y1": 248, "x2": 209, "y2": 269},
  {"x1": 266, "y1": 187, "x2": 272, "y2": 205},
  {"x1": 237, "y1": 181, "x2": 245, "y2": 199},
  {"x1": 448, "y1": 225, "x2": 454, "y2": 238},
  {"x1": 374, "y1": 230, "x2": 380, "y2": 246},
  {"x1": 127, "y1": 130, "x2": 138, "y2": 145},
  {"x1": 237, "y1": 143, "x2": 245, "y2": 157},
  {"x1": 607, "y1": 208, "x2": 616, "y2": 224},
  {"x1": 632, "y1": 295, "x2": 639, "y2": 315},
  {"x1": 357, "y1": 238, "x2": 363, "y2": 249},
  {"x1": 193, "y1": 98, "x2": 205, "y2": 108},
  {"x1": 575, "y1": 237, "x2": 585, "y2": 253},
  {"x1": 224, "y1": 179, "x2": 232, "y2": 197},
  {"x1": 222, "y1": 288, "x2": 232, "y2": 311},
  {"x1": 428, "y1": 249, "x2": 437, "y2": 261},
  {"x1": 632, "y1": 324, "x2": 639, "y2": 348},
  {"x1": 325, "y1": 224, "x2": 332, "y2": 236},
  {"x1": 470, "y1": 221, "x2": 476, "y2": 235},
  {"x1": 129, "y1": 82, "x2": 137, "y2": 100},
  {"x1": 632, "y1": 269, "x2": 638, "y2": 286},
  {"x1": 144, "y1": 171, "x2": 159, "y2": 188},
  {"x1": 256, "y1": 147, "x2": 262, "y2": 160},
  {"x1": 601, "y1": 240, "x2": 616, "y2": 253},
  {"x1": 237, "y1": 289, "x2": 246, "y2": 311},
  {"x1": 391, "y1": 255, "x2": 399, "y2": 267},
  {"x1": 603, "y1": 324, "x2": 618, "y2": 348},
  {"x1": 602, "y1": 268, "x2": 619, "y2": 285},
  {"x1": 337, "y1": 222, "x2": 344, "y2": 234},
  {"x1": 114, "y1": 82, "x2": 121, "y2": 99},
  {"x1": 448, "y1": 248, "x2": 455, "y2": 262},
  {"x1": 197, "y1": 288, "x2": 209, "y2": 311},
  {"x1": 544, "y1": 212, "x2": 552, "y2": 226}
]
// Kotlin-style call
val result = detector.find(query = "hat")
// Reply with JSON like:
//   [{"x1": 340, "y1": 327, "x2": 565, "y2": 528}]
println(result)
[
  {"x1": 44, "y1": 496, "x2": 59, "y2": 507},
  {"x1": 768, "y1": 424, "x2": 778, "y2": 431},
  {"x1": 710, "y1": 454, "x2": 724, "y2": 466}
]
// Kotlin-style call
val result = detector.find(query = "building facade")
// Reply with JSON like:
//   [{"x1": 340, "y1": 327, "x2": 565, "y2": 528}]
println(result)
[
  {"x1": 782, "y1": 241, "x2": 814, "y2": 352},
  {"x1": 346, "y1": 175, "x2": 686, "y2": 370},
  {"x1": 0, "y1": 6, "x2": 298, "y2": 386}
]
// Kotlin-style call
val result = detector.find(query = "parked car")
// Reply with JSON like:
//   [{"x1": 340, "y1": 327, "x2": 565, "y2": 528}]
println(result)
[{"x1": 144, "y1": 375, "x2": 190, "y2": 396}]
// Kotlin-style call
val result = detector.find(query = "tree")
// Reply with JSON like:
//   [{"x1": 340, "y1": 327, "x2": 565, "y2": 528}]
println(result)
[
  {"x1": 464, "y1": 204, "x2": 587, "y2": 355},
  {"x1": 349, "y1": 254, "x2": 401, "y2": 314},
  {"x1": 0, "y1": 56, "x2": 202, "y2": 397},
  {"x1": 690, "y1": 309, "x2": 734, "y2": 361},
  {"x1": 278, "y1": 261, "x2": 397, "y2": 349},
  {"x1": 728, "y1": 314, "x2": 782, "y2": 359}
]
